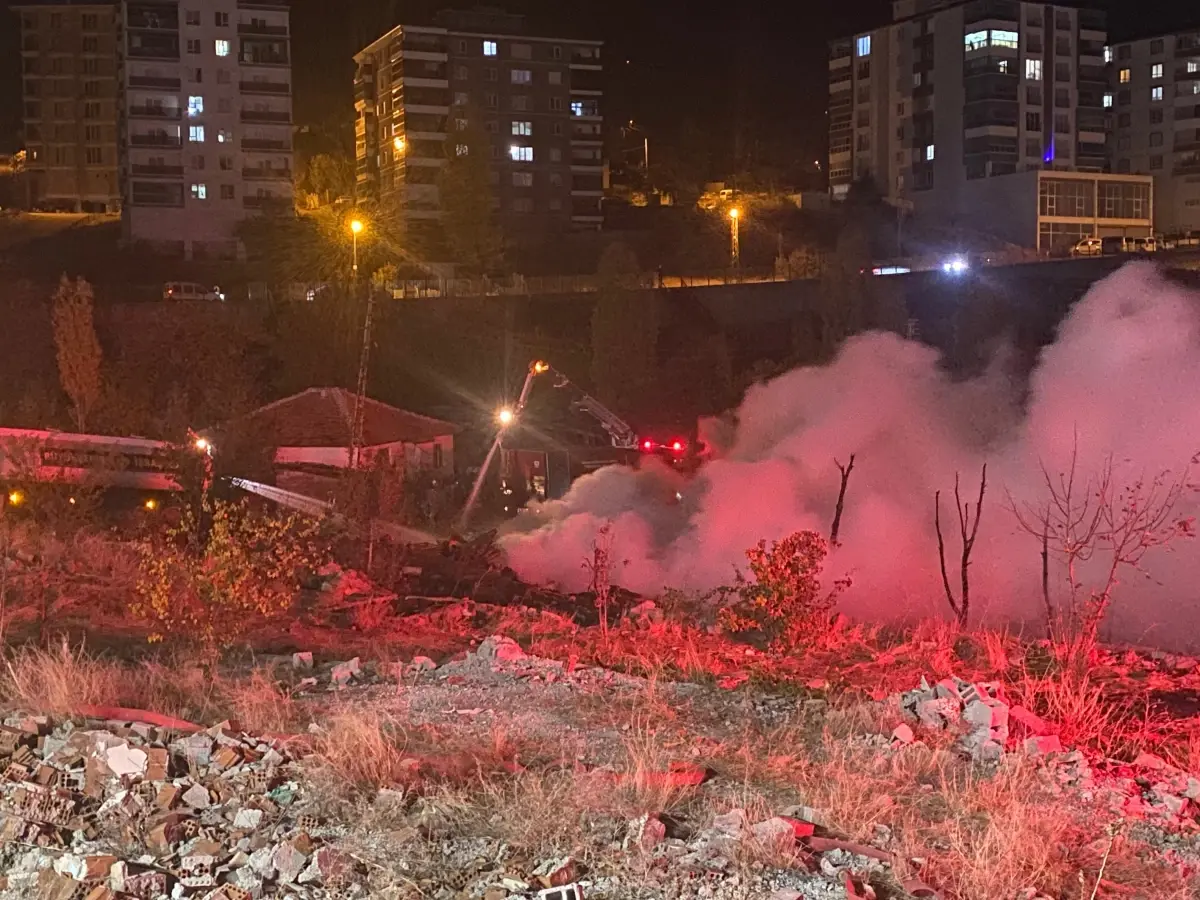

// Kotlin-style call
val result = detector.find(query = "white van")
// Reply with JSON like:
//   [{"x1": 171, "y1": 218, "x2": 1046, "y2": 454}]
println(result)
[{"x1": 163, "y1": 282, "x2": 225, "y2": 301}]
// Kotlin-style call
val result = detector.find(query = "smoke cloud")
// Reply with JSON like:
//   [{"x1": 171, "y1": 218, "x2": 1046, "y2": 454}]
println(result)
[{"x1": 501, "y1": 264, "x2": 1200, "y2": 650}]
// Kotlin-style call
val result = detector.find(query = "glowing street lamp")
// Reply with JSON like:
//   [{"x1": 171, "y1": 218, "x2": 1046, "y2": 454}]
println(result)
[
  {"x1": 194, "y1": 437, "x2": 211, "y2": 454},
  {"x1": 7, "y1": 490, "x2": 24, "y2": 507},
  {"x1": 496, "y1": 407, "x2": 516, "y2": 427},
  {"x1": 729, "y1": 207, "x2": 741, "y2": 268},
  {"x1": 349, "y1": 218, "x2": 364, "y2": 278},
  {"x1": 393, "y1": 136, "x2": 406, "y2": 154}
]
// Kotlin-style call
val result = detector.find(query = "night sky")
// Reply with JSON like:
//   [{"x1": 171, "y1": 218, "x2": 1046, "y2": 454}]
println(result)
[{"x1": 0, "y1": 0, "x2": 1196, "y2": 174}]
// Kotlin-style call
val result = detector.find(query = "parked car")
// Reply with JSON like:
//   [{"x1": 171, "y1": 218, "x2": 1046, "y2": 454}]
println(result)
[
  {"x1": 1131, "y1": 236, "x2": 1158, "y2": 254},
  {"x1": 163, "y1": 282, "x2": 224, "y2": 301},
  {"x1": 1071, "y1": 237, "x2": 1103, "y2": 256}
]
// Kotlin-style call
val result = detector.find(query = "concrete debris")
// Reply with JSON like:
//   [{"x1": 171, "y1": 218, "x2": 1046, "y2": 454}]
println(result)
[
  {"x1": 291, "y1": 652, "x2": 314, "y2": 670},
  {"x1": 890, "y1": 724, "x2": 915, "y2": 745},
  {"x1": 0, "y1": 713, "x2": 364, "y2": 900}
]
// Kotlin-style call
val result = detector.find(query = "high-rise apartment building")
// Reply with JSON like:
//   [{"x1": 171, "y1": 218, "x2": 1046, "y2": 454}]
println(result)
[
  {"x1": 829, "y1": 0, "x2": 1153, "y2": 253},
  {"x1": 118, "y1": 0, "x2": 293, "y2": 259},
  {"x1": 353, "y1": 9, "x2": 605, "y2": 242},
  {"x1": 15, "y1": 1, "x2": 122, "y2": 213},
  {"x1": 1109, "y1": 30, "x2": 1200, "y2": 235}
]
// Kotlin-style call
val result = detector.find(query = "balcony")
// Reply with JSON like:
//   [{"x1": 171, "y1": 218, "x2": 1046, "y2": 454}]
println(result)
[
  {"x1": 243, "y1": 166, "x2": 292, "y2": 180},
  {"x1": 129, "y1": 75, "x2": 181, "y2": 91},
  {"x1": 240, "y1": 80, "x2": 290, "y2": 95},
  {"x1": 131, "y1": 163, "x2": 183, "y2": 177},
  {"x1": 240, "y1": 110, "x2": 291, "y2": 124},
  {"x1": 1174, "y1": 141, "x2": 1200, "y2": 154},
  {"x1": 1175, "y1": 157, "x2": 1200, "y2": 175},
  {"x1": 128, "y1": 105, "x2": 181, "y2": 120},
  {"x1": 130, "y1": 133, "x2": 181, "y2": 148},
  {"x1": 238, "y1": 22, "x2": 288, "y2": 36},
  {"x1": 242, "y1": 138, "x2": 290, "y2": 152},
  {"x1": 126, "y1": 9, "x2": 178, "y2": 31}
]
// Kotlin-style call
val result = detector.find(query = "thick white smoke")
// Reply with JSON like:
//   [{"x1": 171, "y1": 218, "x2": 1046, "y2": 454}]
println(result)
[{"x1": 501, "y1": 263, "x2": 1200, "y2": 650}]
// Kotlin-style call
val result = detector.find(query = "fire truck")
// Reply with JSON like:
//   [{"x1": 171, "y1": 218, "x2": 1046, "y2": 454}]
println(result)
[{"x1": 461, "y1": 361, "x2": 708, "y2": 525}]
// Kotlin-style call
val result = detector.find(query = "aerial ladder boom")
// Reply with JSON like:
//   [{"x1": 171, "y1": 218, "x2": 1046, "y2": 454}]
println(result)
[{"x1": 459, "y1": 360, "x2": 638, "y2": 529}]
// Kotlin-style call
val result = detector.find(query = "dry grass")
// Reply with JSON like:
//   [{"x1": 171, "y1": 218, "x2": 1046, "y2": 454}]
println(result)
[
  {"x1": 1, "y1": 641, "x2": 130, "y2": 715},
  {"x1": 307, "y1": 707, "x2": 414, "y2": 792}
]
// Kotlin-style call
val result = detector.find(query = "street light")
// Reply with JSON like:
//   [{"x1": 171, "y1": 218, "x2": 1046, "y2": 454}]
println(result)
[
  {"x1": 393, "y1": 136, "x2": 406, "y2": 154},
  {"x1": 194, "y1": 437, "x2": 211, "y2": 454},
  {"x1": 496, "y1": 407, "x2": 515, "y2": 427},
  {"x1": 349, "y1": 218, "x2": 364, "y2": 279},
  {"x1": 729, "y1": 207, "x2": 741, "y2": 268}
]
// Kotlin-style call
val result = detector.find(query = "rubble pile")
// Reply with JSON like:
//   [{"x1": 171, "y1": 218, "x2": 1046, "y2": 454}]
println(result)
[
  {"x1": 896, "y1": 676, "x2": 1200, "y2": 845},
  {"x1": 0, "y1": 714, "x2": 364, "y2": 900}
]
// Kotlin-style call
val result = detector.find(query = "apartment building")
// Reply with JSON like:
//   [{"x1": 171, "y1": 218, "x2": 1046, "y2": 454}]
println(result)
[
  {"x1": 1109, "y1": 29, "x2": 1200, "y2": 235},
  {"x1": 354, "y1": 8, "x2": 605, "y2": 241},
  {"x1": 16, "y1": 1, "x2": 122, "y2": 213},
  {"x1": 118, "y1": 0, "x2": 293, "y2": 259},
  {"x1": 829, "y1": 0, "x2": 1153, "y2": 252}
]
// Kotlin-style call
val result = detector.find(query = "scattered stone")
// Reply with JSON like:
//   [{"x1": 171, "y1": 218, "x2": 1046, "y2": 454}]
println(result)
[
  {"x1": 292, "y1": 652, "x2": 314, "y2": 670},
  {"x1": 1024, "y1": 735, "x2": 1063, "y2": 757},
  {"x1": 891, "y1": 723, "x2": 915, "y2": 745},
  {"x1": 409, "y1": 656, "x2": 437, "y2": 672},
  {"x1": 330, "y1": 657, "x2": 362, "y2": 686},
  {"x1": 1008, "y1": 705, "x2": 1051, "y2": 736},
  {"x1": 751, "y1": 817, "x2": 799, "y2": 849},
  {"x1": 624, "y1": 814, "x2": 667, "y2": 853}
]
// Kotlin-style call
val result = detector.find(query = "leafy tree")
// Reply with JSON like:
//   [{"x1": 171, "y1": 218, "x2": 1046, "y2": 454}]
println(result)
[
  {"x1": 303, "y1": 152, "x2": 354, "y2": 205},
  {"x1": 590, "y1": 243, "x2": 658, "y2": 420},
  {"x1": 51, "y1": 275, "x2": 103, "y2": 433},
  {"x1": 437, "y1": 119, "x2": 505, "y2": 275}
]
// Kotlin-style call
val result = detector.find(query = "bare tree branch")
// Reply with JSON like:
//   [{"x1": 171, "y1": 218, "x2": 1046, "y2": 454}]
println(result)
[
  {"x1": 935, "y1": 464, "x2": 987, "y2": 628},
  {"x1": 830, "y1": 454, "x2": 856, "y2": 546}
]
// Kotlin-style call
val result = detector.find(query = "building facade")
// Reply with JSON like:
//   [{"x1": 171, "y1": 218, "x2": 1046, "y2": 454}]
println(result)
[
  {"x1": 1109, "y1": 30, "x2": 1200, "y2": 235},
  {"x1": 16, "y1": 1, "x2": 122, "y2": 213},
  {"x1": 828, "y1": 0, "x2": 1151, "y2": 251},
  {"x1": 354, "y1": 9, "x2": 604, "y2": 240},
  {"x1": 118, "y1": 0, "x2": 293, "y2": 259}
]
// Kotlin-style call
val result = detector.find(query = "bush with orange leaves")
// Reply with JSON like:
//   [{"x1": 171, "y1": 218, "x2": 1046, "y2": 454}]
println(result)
[{"x1": 719, "y1": 530, "x2": 850, "y2": 650}]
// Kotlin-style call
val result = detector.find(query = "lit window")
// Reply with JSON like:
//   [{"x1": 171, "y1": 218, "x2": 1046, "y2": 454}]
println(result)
[
  {"x1": 1151, "y1": 86, "x2": 1163, "y2": 101},
  {"x1": 856, "y1": 35, "x2": 871, "y2": 57},
  {"x1": 455, "y1": 143, "x2": 468, "y2": 156},
  {"x1": 1103, "y1": 92, "x2": 1113, "y2": 108},
  {"x1": 1118, "y1": 68, "x2": 1130, "y2": 83},
  {"x1": 913, "y1": 72, "x2": 922, "y2": 87},
  {"x1": 964, "y1": 30, "x2": 988, "y2": 51},
  {"x1": 217, "y1": 129, "x2": 232, "y2": 143},
  {"x1": 1190, "y1": 61, "x2": 1199, "y2": 74},
  {"x1": 483, "y1": 40, "x2": 497, "y2": 57},
  {"x1": 454, "y1": 92, "x2": 469, "y2": 107},
  {"x1": 509, "y1": 145, "x2": 533, "y2": 162},
  {"x1": 998, "y1": 59, "x2": 1009, "y2": 74},
  {"x1": 215, "y1": 40, "x2": 230, "y2": 57},
  {"x1": 1025, "y1": 58, "x2": 1042, "y2": 80},
  {"x1": 570, "y1": 101, "x2": 584, "y2": 116},
  {"x1": 990, "y1": 30, "x2": 1018, "y2": 49},
  {"x1": 455, "y1": 117, "x2": 469, "y2": 130},
  {"x1": 925, "y1": 144, "x2": 935, "y2": 161},
  {"x1": 1103, "y1": 46, "x2": 1113, "y2": 63},
  {"x1": 187, "y1": 95, "x2": 204, "y2": 116},
  {"x1": 1151, "y1": 63, "x2": 1163, "y2": 79},
  {"x1": 512, "y1": 120, "x2": 532, "y2": 136},
  {"x1": 189, "y1": 125, "x2": 205, "y2": 142},
  {"x1": 190, "y1": 183, "x2": 207, "y2": 199},
  {"x1": 511, "y1": 69, "x2": 532, "y2": 85}
]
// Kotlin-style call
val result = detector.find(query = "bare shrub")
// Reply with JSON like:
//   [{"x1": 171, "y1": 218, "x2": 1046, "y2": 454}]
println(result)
[
  {"x1": 720, "y1": 530, "x2": 850, "y2": 650},
  {"x1": 1011, "y1": 440, "x2": 1196, "y2": 648},
  {"x1": 934, "y1": 464, "x2": 987, "y2": 628},
  {"x1": 581, "y1": 521, "x2": 626, "y2": 644}
]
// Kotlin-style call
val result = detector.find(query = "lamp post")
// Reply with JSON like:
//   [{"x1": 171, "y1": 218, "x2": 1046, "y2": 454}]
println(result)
[
  {"x1": 729, "y1": 207, "x2": 741, "y2": 269},
  {"x1": 347, "y1": 217, "x2": 369, "y2": 468},
  {"x1": 349, "y1": 218, "x2": 363, "y2": 279}
]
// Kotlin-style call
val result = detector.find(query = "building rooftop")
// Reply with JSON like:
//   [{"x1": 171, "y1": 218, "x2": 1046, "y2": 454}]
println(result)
[{"x1": 235, "y1": 388, "x2": 460, "y2": 449}]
